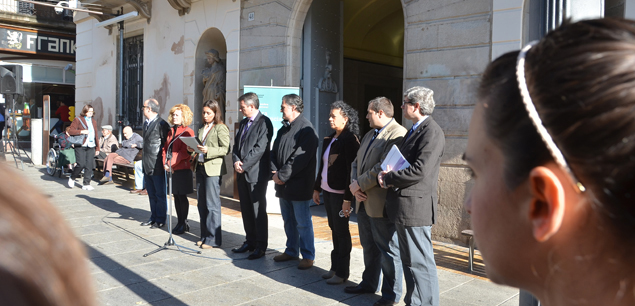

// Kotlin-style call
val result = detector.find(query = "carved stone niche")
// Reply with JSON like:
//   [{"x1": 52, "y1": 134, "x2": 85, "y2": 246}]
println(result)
[{"x1": 167, "y1": 0, "x2": 192, "y2": 16}]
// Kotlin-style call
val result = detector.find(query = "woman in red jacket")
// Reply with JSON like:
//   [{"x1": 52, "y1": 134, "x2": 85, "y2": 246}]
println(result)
[{"x1": 162, "y1": 104, "x2": 195, "y2": 235}]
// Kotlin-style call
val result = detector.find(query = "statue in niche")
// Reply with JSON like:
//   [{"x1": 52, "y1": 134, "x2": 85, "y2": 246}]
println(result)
[
  {"x1": 202, "y1": 49, "x2": 226, "y2": 106},
  {"x1": 318, "y1": 50, "x2": 338, "y2": 93}
]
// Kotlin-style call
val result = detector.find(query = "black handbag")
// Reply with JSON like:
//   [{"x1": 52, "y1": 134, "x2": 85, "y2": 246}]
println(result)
[{"x1": 69, "y1": 118, "x2": 88, "y2": 146}]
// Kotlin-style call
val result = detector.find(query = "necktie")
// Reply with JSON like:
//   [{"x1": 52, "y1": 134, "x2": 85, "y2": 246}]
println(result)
[
  {"x1": 240, "y1": 119, "x2": 253, "y2": 148},
  {"x1": 404, "y1": 126, "x2": 415, "y2": 143},
  {"x1": 362, "y1": 129, "x2": 380, "y2": 162}
]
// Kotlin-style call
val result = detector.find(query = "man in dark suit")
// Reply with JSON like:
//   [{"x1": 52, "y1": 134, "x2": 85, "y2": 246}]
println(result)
[
  {"x1": 348, "y1": 97, "x2": 406, "y2": 306},
  {"x1": 232, "y1": 92, "x2": 274, "y2": 260},
  {"x1": 141, "y1": 98, "x2": 170, "y2": 228},
  {"x1": 378, "y1": 86, "x2": 445, "y2": 306}
]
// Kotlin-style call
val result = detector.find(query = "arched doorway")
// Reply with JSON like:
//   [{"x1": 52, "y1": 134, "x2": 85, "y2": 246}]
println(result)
[
  {"x1": 300, "y1": 0, "x2": 405, "y2": 137},
  {"x1": 194, "y1": 28, "x2": 227, "y2": 129}
]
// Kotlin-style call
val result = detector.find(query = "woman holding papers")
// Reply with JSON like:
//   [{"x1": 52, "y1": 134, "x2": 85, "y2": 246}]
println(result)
[
  {"x1": 313, "y1": 101, "x2": 360, "y2": 284},
  {"x1": 162, "y1": 104, "x2": 195, "y2": 235},
  {"x1": 189, "y1": 100, "x2": 230, "y2": 249}
]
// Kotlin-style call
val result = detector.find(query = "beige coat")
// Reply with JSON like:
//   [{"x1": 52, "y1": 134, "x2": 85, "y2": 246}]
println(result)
[
  {"x1": 193, "y1": 123, "x2": 230, "y2": 177},
  {"x1": 351, "y1": 119, "x2": 406, "y2": 218}
]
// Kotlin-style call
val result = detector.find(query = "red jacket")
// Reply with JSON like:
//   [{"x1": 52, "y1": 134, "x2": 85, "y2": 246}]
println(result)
[{"x1": 162, "y1": 125, "x2": 194, "y2": 171}]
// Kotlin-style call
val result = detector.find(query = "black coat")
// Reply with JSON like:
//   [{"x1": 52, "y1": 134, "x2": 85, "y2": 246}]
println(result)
[
  {"x1": 142, "y1": 116, "x2": 170, "y2": 176},
  {"x1": 232, "y1": 112, "x2": 274, "y2": 184},
  {"x1": 271, "y1": 115, "x2": 319, "y2": 201},
  {"x1": 384, "y1": 117, "x2": 445, "y2": 227},
  {"x1": 313, "y1": 129, "x2": 360, "y2": 201}
]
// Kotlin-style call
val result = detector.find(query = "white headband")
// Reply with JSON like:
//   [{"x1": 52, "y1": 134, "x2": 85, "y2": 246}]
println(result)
[{"x1": 515, "y1": 41, "x2": 586, "y2": 192}]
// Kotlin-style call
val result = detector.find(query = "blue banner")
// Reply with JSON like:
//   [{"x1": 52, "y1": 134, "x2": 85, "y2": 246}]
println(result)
[{"x1": 243, "y1": 85, "x2": 300, "y2": 142}]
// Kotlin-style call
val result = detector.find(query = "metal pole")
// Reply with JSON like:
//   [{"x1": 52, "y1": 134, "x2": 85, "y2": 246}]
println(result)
[{"x1": 118, "y1": 20, "x2": 124, "y2": 144}]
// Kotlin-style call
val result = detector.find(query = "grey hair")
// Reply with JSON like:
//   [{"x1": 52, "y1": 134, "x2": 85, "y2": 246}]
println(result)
[
  {"x1": 239, "y1": 92, "x2": 260, "y2": 109},
  {"x1": 145, "y1": 98, "x2": 160, "y2": 114},
  {"x1": 282, "y1": 94, "x2": 304, "y2": 113},
  {"x1": 405, "y1": 86, "x2": 435, "y2": 115}
]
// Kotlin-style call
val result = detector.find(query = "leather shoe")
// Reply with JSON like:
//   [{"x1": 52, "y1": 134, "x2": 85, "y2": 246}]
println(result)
[
  {"x1": 297, "y1": 258, "x2": 314, "y2": 270},
  {"x1": 172, "y1": 223, "x2": 186, "y2": 235},
  {"x1": 273, "y1": 253, "x2": 298, "y2": 262},
  {"x1": 140, "y1": 220, "x2": 155, "y2": 226},
  {"x1": 373, "y1": 298, "x2": 397, "y2": 306},
  {"x1": 326, "y1": 275, "x2": 347, "y2": 285},
  {"x1": 151, "y1": 222, "x2": 164, "y2": 229},
  {"x1": 247, "y1": 248, "x2": 266, "y2": 260},
  {"x1": 344, "y1": 285, "x2": 375, "y2": 294},
  {"x1": 138, "y1": 189, "x2": 148, "y2": 195},
  {"x1": 232, "y1": 243, "x2": 255, "y2": 253},
  {"x1": 130, "y1": 189, "x2": 143, "y2": 194}
]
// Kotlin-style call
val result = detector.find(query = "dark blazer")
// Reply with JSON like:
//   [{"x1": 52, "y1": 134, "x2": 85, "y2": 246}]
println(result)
[
  {"x1": 142, "y1": 116, "x2": 170, "y2": 176},
  {"x1": 232, "y1": 111, "x2": 274, "y2": 184},
  {"x1": 271, "y1": 115, "x2": 319, "y2": 201},
  {"x1": 314, "y1": 129, "x2": 360, "y2": 201},
  {"x1": 384, "y1": 117, "x2": 445, "y2": 227}
]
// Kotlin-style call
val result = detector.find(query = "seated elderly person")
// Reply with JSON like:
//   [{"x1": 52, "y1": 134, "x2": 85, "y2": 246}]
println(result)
[
  {"x1": 97, "y1": 125, "x2": 119, "y2": 159},
  {"x1": 99, "y1": 126, "x2": 143, "y2": 185}
]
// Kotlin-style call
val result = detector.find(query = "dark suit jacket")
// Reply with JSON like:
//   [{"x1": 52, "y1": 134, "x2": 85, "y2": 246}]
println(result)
[
  {"x1": 313, "y1": 129, "x2": 359, "y2": 201},
  {"x1": 232, "y1": 112, "x2": 273, "y2": 184},
  {"x1": 142, "y1": 116, "x2": 170, "y2": 176},
  {"x1": 384, "y1": 117, "x2": 445, "y2": 227}
]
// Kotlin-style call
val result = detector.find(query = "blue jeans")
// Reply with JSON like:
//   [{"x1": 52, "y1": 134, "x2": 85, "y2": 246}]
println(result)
[
  {"x1": 134, "y1": 160, "x2": 144, "y2": 190},
  {"x1": 396, "y1": 224, "x2": 438, "y2": 306},
  {"x1": 145, "y1": 174, "x2": 167, "y2": 223},
  {"x1": 279, "y1": 198, "x2": 315, "y2": 260}
]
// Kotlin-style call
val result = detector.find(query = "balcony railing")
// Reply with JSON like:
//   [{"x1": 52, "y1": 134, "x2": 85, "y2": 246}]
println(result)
[{"x1": 0, "y1": 0, "x2": 35, "y2": 15}]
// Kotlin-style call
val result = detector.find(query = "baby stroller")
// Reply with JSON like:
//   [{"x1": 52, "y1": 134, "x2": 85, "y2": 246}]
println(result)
[{"x1": 46, "y1": 133, "x2": 75, "y2": 177}]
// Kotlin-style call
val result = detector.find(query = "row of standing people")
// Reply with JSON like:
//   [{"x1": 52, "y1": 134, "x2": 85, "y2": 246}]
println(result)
[
  {"x1": 139, "y1": 98, "x2": 230, "y2": 249},
  {"x1": 231, "y1": 88, "x2": 445, "y2": 306}
]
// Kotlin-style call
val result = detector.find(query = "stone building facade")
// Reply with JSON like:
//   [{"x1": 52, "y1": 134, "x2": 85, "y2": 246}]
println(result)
[{"x1": 75, "y1": 0, "x2": 626, "y2": 245}]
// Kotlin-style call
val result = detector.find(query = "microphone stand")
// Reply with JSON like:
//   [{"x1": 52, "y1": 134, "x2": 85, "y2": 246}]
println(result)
[{"x1": 144, "y1": 133, "x2": 201, "y2": 257}]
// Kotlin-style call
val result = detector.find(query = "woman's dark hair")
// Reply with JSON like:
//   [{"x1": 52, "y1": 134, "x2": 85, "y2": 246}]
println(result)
[
  {"x1": 479, "y1": 18, "x2": 635, "y2": 244},
  {"x1": 203, "y1": 100, "x2": 224, "y2": 125},
  {"x1": 331, "y1": 101, "x2": 360, "y2": 138},
  {"x1": 80, "y1": 104, "x2": 94, "y2": 117}
]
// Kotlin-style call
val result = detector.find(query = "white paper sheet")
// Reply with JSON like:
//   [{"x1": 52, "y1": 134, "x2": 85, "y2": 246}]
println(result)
[
  {"x1": 179, "y1": 136, "x2": 204, "y2": 154},
  {"x1": 381, "y1": 144, "x2": 410, "y2": 171}
]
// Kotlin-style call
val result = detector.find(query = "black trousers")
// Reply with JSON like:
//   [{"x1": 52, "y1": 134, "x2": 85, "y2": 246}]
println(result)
[
  {"x1": 323, "y1": 191, "x2": 352, "y2": 278},
  {"x1": 237, "y1": 173, "x2": 268, "y2": 250},
  {"x1": 173, "y1": 194, "x2": 189, "y2": 225},
  {"x1": 197, "y1": 167, "x2": 222, "y2": 247},
  {"x1": 71, "y1": 146, "x2": 95, "y2": 185}
]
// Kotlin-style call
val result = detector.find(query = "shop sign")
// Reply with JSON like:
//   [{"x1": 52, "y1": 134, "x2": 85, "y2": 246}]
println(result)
[{"x1": 0, "y1": 26, "x2": 75, "y2": 57}]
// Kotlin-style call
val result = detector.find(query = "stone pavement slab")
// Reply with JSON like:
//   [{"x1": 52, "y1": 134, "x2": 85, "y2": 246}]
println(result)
[{"x1": 5, "y1": 158, "x2": 520, "y2": 306}]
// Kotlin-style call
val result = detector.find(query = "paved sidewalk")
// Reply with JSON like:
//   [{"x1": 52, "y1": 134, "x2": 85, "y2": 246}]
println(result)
[{"x1": 7, "y1": 158, "x2": 519, "y2": 306}]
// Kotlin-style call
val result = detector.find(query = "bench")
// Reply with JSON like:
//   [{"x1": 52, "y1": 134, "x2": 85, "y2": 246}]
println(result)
[
  {"x1": 95, "y1": 158, "x2": 135, "y2": 181},
  {"x1": 461, "y1": 229, "x2": 476, "y2": 272}
]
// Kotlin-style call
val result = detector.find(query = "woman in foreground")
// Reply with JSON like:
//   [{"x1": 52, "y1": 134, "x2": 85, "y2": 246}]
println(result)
[{"x1": 464, "y1": 18, "x2": 635, "y2": 306}]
